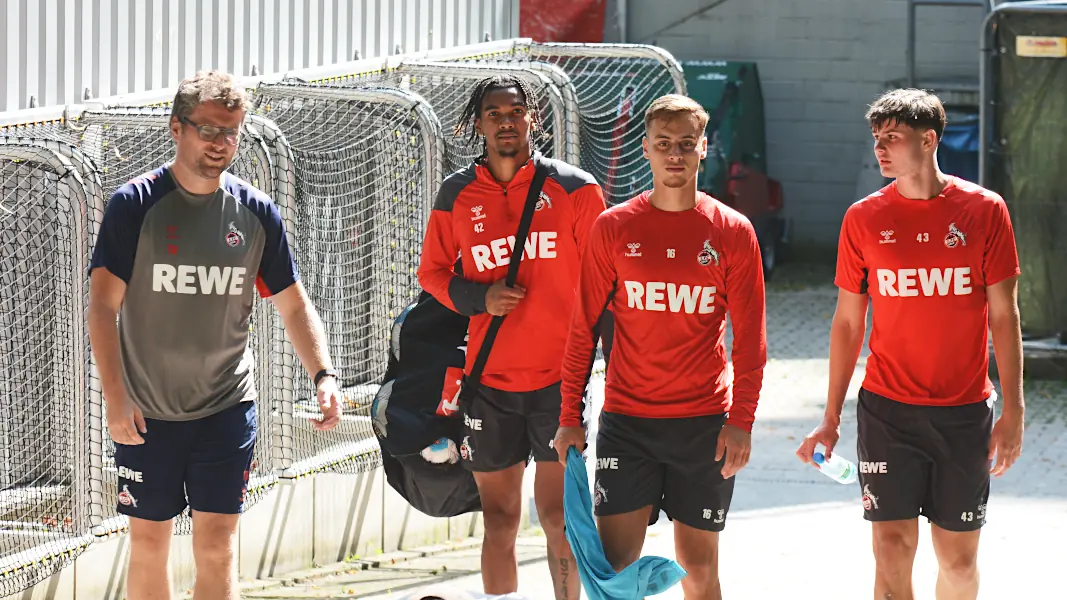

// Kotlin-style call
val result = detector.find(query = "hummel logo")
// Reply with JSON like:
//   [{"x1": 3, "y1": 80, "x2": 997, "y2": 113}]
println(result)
[
  {"x1": 879, "y1": 230, "x2": 897, "y2": 244},
  {"x1": 625, "y1": 242, "x2": 642, "y2": 257},
  {"x1": 470, "y1": 205, "x2": 486, "y2": 222}
]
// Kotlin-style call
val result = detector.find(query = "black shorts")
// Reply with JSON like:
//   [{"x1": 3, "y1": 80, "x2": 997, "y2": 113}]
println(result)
[
  {"x1": 857, "y1": 388, "x2": 993, "y2": 532},
  {"x1": 458, "y1": 381, "x2": 561, "y2": 472},
  {"x1": 113, "y1": 401, "x2": 257, "y2": 521},
  {"x1": 593, "y1": 412, "x2": 735, "y2": 532}
]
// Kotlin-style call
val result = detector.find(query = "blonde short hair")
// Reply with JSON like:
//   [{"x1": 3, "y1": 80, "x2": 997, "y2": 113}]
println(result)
[{"x1": 644, "y1": 94, "x2": 709, "y2": 133}]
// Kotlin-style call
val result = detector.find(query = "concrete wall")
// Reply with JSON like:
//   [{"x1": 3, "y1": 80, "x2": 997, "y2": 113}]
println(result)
[
  {"x1": 626, "y1": 0, "x2": 987, "y2": 254},
  {"x1": 1, "y1": 467, "x2": 530, "y2": 599}
]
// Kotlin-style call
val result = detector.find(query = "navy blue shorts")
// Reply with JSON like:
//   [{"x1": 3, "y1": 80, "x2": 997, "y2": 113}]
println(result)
[{"x1": 113, "y1": 401, "x2": 257, "y2": 521}]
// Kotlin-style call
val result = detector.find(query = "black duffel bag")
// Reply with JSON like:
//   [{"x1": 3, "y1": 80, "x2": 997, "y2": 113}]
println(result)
[
  {"x1": 374, "y1": 290, "x2": 480, "y2": 518},
  {"x1": 372, "y1": 164, "x2": 549, "y2": 518}
]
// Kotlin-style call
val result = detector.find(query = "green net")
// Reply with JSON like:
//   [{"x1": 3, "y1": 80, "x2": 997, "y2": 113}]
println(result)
[{"x1": 990, "y1": 12, "x2": 1067, "y2": 339}]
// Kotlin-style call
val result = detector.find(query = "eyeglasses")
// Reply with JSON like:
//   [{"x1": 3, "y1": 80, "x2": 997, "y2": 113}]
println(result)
[{"x1": 179, "y1": 116, "x2": 241, "y2": 146}]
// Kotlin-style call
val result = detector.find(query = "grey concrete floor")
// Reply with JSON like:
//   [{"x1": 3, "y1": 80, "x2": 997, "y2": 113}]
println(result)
[{"x1": 244, "y1": 265, "x2": 1067, "y2": 599}]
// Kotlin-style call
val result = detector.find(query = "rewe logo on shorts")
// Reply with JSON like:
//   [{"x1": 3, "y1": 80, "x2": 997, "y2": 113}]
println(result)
[
  {"x1": 464, "y1": 414, "x2": 483, "y2": 431},
  {"x1": 152, "y1": 264, "x2": 247, "y2": 295},
  {"x1": 624, "y1": 281, "x2": 716, "y2": 314},
  {"x1": 876, "y1": 267, "x2": 972, "y2": 297},
  {"x1": 118, "y1": 466, "x2": 144, "y2": 482},
  {"x1": 859, "y1": 461, "x2": 888, "y2": 474},
  {"x1": 470, "y1": 232, "x2": 557, "y2": 273},
  {"x1": 596, "y1": 457, "x2": 619, "y2": 470}
]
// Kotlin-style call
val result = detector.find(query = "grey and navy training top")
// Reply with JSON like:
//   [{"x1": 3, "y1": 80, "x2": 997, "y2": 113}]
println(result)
[{"x1": 90, "y1": 164, "x2": 299, "y2": 421}]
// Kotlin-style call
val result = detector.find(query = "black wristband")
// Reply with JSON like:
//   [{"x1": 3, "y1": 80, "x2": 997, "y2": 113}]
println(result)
[{"x1": 314, "y1": 368, "x2": 338, "y2": 386}]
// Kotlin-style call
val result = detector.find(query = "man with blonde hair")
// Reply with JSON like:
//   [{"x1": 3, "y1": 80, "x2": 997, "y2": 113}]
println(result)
[
  {"x1": 554, "y1": 94, "x2": 767, "y2": 600},
  {"x1": 88, "y1": 70, "x2": 342, "y2": 600}
]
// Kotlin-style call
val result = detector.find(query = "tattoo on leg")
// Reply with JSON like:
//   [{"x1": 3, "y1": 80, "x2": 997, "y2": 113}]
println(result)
[{"x1": 560, "y1": 558, "x2": 570, "y2": 598}]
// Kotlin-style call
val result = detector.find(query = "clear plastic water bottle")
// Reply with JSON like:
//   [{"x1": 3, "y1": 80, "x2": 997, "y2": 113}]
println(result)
[{"x1": 812, "y1": 451, "x2": 858, "y2": 484}]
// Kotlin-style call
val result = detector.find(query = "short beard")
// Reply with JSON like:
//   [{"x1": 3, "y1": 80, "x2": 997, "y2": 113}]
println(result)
[
  {"x1": 195, "y1": 157, "x2": 229, "y2": 179},
  {"x1": 495, "y1": 147, "x2": 521, "y2": 158}
]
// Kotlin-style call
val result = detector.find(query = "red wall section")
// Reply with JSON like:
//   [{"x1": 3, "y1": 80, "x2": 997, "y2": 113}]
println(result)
[{"x1": 520, "y1": 0, "x2": 606, "y2": 43}]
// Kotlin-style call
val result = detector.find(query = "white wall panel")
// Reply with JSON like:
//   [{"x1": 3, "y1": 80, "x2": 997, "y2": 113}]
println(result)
[{"x1": 0, "y1": 0, "x2": 520, "y2": 112}]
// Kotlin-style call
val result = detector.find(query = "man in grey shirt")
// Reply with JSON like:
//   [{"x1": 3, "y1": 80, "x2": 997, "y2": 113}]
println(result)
[{"x1": 88, "y1": 70, "x2": 341, "y2": 600}]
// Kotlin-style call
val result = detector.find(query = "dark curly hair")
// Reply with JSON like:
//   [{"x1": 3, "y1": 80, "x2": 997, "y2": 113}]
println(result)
[{"x1": 455, "y1": 74, "x2": 546, "y2": 162}]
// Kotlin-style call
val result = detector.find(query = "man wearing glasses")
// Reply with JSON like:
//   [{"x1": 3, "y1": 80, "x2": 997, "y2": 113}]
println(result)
[{"x1": 87, "y1": 70, "x2": 342, "y2": 600}]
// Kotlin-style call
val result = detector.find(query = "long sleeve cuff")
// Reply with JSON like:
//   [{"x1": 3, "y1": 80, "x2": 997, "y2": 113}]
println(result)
[
  {"x1": 448, "y1": 277, "x2": 490, "y2": 316},
  {"x1": 725, "y1": 399, "x2": 756, "y2": 433}
]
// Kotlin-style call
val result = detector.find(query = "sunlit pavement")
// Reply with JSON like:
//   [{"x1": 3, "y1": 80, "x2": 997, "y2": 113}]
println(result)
[{"x1": 253, "y1": 264, "x2": 1067, "y2": 599}]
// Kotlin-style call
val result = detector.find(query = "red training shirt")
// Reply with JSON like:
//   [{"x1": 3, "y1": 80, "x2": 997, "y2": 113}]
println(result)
[
  {"x1": 836, "y1": 176, "x2": 1021, "y2": 406},
  {"x1": 418, "y1": 153, "x2": 606, "y2": 392},
  {"x1": 560, "y1": 191, "x2": 767, "y2": 432}
]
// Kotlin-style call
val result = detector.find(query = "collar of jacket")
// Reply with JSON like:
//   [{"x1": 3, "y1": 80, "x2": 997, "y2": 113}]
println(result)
[{"x1": 474, "y1": 151, "x2": 544, "y2": 189}]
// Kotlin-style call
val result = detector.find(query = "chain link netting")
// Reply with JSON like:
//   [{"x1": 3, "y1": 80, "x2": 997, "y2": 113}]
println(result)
[
  {"x1": 309, "y1": 61, "x2": 574, "y2": 174},
  {"x1": 0, "y1": 142, "x2": 97, "y2": 595},
  {"x1": 252, "y1": 83, "x2": 440, "y2": 477},
  {"x1": 454, "y1": 43, "x2": 685, "y2": 205}
]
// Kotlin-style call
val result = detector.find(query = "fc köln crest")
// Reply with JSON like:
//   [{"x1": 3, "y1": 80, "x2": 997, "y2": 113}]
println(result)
[
  {"x1": 118, "y1": 485, "x2": 138, "y2": 508},
  {"x1": 535, "y1": 191, "x2": 553, "y2": 211},
  {"x1": 944, "y1": 222, "x2": 967, "y2": 248},
  {"x1": 226, "y1": 221, "x2": 246, "y2": 247},
  {"x1": 698, "y1": 240, "x2": 720, "y2": 266},
  {"x1": 459, "y1": 436, "x2": 474, "y2": 461},
  {"x1": 861, "y1": 484, "x2": 879, "y2": 511}
]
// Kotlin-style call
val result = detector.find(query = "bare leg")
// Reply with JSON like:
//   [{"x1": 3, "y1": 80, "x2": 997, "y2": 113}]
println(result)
[
  {"x1": 872, "y1": 520, "x2": 919, "y2": 600},
  {"x1": 673, "y1": 521, "x2": 721, "y2": 600},
  {"x1": 597, "y1": 505, "x2": 654, "y2": 572},
  {"x1": 473, "y1": 462, "x2": 526, "y2": 595},
  {"x1": 535, "y1": 460, "x2": 581, "y2": 599},
  {"x1": 126, "y1": 517, "x2": 174, "y2": 600},
  {"x1": 191, "y1": 511, "x2": 240, "y2": 600},
  {"x1": 931, "y1": 525, "x2": 981, "y2": 600}
]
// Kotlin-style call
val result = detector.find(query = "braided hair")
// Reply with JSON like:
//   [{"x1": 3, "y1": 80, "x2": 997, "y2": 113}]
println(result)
[{"x1": 455, "y1": 75, "x2": 546, "y2": 163}]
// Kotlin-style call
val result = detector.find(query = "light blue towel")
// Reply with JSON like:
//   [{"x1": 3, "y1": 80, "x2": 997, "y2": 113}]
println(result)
[{"x1": 563, "y1": 447, "x2": 687, "y2": 599}]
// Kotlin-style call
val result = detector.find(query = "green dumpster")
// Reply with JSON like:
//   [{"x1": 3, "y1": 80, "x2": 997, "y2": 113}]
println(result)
[{"x1": 682, "y1": 60, "x2": 785, "y2": 276}]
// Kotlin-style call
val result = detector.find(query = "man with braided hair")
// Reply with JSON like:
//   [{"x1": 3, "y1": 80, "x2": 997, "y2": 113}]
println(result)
[{"x1": 418, "y1": 75, "x2": 607, "y2": 599}]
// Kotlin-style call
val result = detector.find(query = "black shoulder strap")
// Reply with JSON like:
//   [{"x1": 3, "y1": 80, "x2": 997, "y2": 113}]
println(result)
[{"x1": 463, "y1": 162, "x2": 550, "y2": 395}]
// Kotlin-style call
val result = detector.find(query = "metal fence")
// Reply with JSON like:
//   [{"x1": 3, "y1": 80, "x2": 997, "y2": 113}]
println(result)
[{"x1": 0, "y1": 38, "x2": 684, "y2": 594}]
